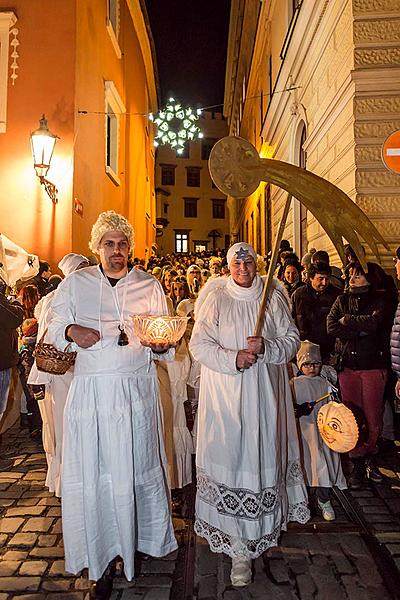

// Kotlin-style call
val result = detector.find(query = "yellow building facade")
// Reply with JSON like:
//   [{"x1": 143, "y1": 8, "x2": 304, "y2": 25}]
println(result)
[
  {"x1": 155, "y1": 111, "x2": 230, "y2": 255},
  {"x1": 0, "y1": 0, "x2": 158, "y2": 266},
  {"x1": 224, "y1": 0, "x2": 400, "y2": 267}
]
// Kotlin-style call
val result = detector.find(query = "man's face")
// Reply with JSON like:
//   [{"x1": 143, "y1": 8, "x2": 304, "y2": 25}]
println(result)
[
  {"x1": 230, "y1": 257, "x2": 256, "y2": 288},
  {"x1": 310, "y1": 273, "x2": 329, "y2": 293},
  {"x1": 42, "y1": 268, "x2": 51, "y2": 280},
  {"x1": 98, "y1": 231, "x2": 129, "y2": 274}
]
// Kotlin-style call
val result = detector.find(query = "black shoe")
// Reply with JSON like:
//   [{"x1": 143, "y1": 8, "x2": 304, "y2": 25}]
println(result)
[
  {"x1": 348, "y1": 459, "x2": 365, "y2": 489},
  {"x1": 348, "y1": 471, "x2": 364, "y2": 489},
  {"x1": 365, "y1": 460, "x2": 383, "y2": 483},
  {"x1": 90, "y1": 560, "x2": 116, "y2": 600}
]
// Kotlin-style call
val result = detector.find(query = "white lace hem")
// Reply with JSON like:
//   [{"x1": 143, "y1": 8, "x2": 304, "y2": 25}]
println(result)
[{"x1": 194, "y1": 501, "x2": 310, "y2": 559}]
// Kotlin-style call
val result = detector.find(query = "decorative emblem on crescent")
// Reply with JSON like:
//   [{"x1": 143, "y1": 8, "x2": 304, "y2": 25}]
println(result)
[{"x1": 209, "y1": 136, "x2": 389, "y2": 270}]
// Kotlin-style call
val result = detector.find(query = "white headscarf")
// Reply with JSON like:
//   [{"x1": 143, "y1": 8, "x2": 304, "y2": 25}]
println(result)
[
  {"x1": 58, "y1": 253, "x2": 88, "y2": 277},
  {"x1": 227, "y1": 242, "x2": 257, "y2": 266}
]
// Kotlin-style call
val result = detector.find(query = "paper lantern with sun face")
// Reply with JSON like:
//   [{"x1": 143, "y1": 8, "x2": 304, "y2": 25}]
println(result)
[
  {"x1": 317, "y1": 401, "x2": 358, "y2": 453},
  {"x1": 132, "y1": 315, "x2": 189, "y2": 345}
]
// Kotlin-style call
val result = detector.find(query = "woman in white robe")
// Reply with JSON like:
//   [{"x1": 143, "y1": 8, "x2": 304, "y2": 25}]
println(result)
[
  {"x1": 47, "y1": 262, "x2": 177, "y2": 584},
  {"x1": 28, "y1": 254, "x2": 88, "y2": 497},
  {"x1": 190, "y1": 242, "x2": 310, "y2": 587}
]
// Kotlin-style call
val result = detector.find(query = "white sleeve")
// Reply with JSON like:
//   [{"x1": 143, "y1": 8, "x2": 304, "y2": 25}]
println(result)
[
  {"x1": 190, "y1": 291, "x2": 238, "y2": 375},
  {"x1": 261, "y1": 289, "x2": 300, "y2": 365},
  {"x1": 46, "y1": 276, "x2": 77, "y2": 351}
]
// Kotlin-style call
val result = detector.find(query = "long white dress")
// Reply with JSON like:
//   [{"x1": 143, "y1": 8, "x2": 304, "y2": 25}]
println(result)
[
  {"x1": 47, "y1": 266, "x2": 177, "y2": 581},
  {"x1": 28, "y1": 290, "x2": 74, "y2": 497},
  {"x1": 190, "y1": 275, "x2": 310, "y2": 558},
  {"x1": 292, "y1": 374, "x2": 347, "y2": 489}
]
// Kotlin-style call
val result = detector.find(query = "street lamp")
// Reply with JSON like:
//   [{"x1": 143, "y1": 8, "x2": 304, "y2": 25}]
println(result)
[{"x1": 30, "y1": 115, "x2": 59, "y2": 204}]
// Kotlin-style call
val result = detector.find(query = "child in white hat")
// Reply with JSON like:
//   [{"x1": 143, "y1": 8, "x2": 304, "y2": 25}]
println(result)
[{"x1": 291, "y1": 340, "x2": 347, "y2": 521}]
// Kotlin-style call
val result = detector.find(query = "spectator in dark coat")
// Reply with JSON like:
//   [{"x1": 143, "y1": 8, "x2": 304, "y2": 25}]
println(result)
[
  {"x1": 21, "y1": 261, "x2": 52, "y2": 298},
  {"x1": 311, "y1": 250, "x2": 344, "y2": 291},
  {"x1": 291, "y1": 262, "x2": 340, "y2": 362},
  {"x1": 327, "y1": 262, "x2": 395, "y2": 487},
  {"x1": 0, "y1": 281, "x2": 24, "y2": 424}
]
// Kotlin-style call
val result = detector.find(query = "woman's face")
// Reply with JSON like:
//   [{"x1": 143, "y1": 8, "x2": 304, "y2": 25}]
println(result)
[
  {"x1": 210, "y1": 263, "x2": 220, "y2": 275},
  {"x1": 172, "y1": 282, "x2": 185, "y2": 299},
  {"x1": 284, "y1": 265, "x2": 299, "y2": 285},
  {"x1": 187, "y1": 268, "x2": 201, "y2": 286},
  {"x1": 349, "y1": 268, "x2": 368, "y2": 288},
  {"x1": 164, "y1": 272, "x2": 172, "y2": 290},
  {"x1": 230, "y1": 257, "x2": 256, "y2": 288}
]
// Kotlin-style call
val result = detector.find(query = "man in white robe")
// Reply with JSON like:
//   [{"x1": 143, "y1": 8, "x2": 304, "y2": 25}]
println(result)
[
  {"x1": 47, "y1": 211, "x2": 177, "y2": 597},
  {"x1": 190, "y1": 242, "x2": 310, "y2": 587}
]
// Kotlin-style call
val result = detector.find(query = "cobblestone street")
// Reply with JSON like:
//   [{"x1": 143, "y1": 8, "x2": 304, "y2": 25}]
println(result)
[{"x1": 1, "y1": 425, "x2": 400, "y2": 599}]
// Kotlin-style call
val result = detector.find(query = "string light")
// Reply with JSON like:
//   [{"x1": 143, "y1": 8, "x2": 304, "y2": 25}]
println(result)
[{"x1": 77, "y1": 86, "x2": 301, "y2": 119}]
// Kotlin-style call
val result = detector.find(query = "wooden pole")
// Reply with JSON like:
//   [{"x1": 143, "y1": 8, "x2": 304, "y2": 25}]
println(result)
[{"x1": 253, "y1": 194, "x2": 292, "y2": 337}]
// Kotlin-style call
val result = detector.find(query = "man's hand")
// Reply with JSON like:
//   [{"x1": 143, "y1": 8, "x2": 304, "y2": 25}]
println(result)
[
  {"x1": 247, "y1": 336, "x2": 265, "y2": 355},
  {"x1": 67, "y1": 325, "x2": 101, "y2": 348},
  {"x1": 395, "y1": 380, "x2": 400, "y2": 400},
  {"x1": 236, "y1": 350, "x2": 257, "y2": 371},
  {"x1": 141, "y1": 341, "x2": 177, "y2": 354}
]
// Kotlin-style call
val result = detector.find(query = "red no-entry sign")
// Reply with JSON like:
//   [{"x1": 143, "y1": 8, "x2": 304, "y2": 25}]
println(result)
[{"x1": 382, "y1": 130, "x2": 400, "y2": 174}]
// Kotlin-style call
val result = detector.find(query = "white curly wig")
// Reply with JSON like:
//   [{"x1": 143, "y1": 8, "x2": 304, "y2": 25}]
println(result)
[{"x1": 89, "y1": 210, "x2": 134, "y2": 254}]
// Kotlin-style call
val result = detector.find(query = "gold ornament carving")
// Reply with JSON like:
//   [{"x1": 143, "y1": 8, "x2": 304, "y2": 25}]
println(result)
[{"x1": 209, "y1": 136, "x2": 389, "y2": 268}]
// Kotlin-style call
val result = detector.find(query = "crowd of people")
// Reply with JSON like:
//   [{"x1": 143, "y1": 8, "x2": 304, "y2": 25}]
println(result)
[{"x1": 0, "y1": 212, "x2": 399, "y2": 597}]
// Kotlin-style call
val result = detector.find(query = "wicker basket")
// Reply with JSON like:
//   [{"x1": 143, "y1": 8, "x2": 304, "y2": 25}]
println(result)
[{"x1": 34, "y1": 330, "x2": 77, "y2": 375}]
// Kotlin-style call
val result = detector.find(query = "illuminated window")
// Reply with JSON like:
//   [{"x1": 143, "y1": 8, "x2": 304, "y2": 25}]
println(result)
[
  {"x1": 186, "y1": 167, "x2": 201, "y2": 187},
  {"x1": 105, "y1": 81, "x2": 125, "y2": 185},
  {"x1": 212, "y1": 199, "x2": 225, "y2": 219},
  {"x1": 175, "y1": 232, "x2": 189, "y2": 253},
  {"x1": 106, "y1": 0, "x2": 121, "y2": 58},
  {"x1": 184, "y1": 198, "x2": 198, "y2": 218}
]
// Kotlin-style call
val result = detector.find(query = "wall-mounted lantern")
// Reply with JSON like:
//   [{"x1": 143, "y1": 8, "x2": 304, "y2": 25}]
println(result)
[{"x1": 30, "y1": 115, "x2": 59, "y2": 203}]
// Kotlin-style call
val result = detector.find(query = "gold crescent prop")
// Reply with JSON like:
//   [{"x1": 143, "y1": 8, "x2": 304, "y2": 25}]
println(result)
[{"x1": 208, "y1": 136, "x2": 389, "y2": 336}]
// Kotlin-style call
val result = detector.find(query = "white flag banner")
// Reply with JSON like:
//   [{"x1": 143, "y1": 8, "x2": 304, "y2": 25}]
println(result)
[{"x1": 0, "y1": 234, "x2": 39, "y2": 287}]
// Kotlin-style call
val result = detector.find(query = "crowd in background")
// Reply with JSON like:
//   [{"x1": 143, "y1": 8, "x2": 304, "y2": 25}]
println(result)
[{"x1": 1, "y1": 239, "x2": 399, "y2": 494}]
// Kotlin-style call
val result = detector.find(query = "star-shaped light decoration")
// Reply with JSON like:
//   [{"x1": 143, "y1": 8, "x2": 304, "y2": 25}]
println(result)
[
  {"x1": 150, "y1": 98, "x2": 203, "y2": 155},
  {"x1": 234, "y1": 247, "x2": 251, "y2": 260}
]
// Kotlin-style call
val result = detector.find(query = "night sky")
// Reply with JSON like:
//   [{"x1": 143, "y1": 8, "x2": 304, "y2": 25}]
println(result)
[{"x1": 145, "y1": 0, "x2": 231, "y2": 110}]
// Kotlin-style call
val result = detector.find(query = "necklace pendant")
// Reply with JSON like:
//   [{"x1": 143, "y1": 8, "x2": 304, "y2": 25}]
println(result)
[{"x1": 118, "y1": 325, "x2": 129, "y2": 346}]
